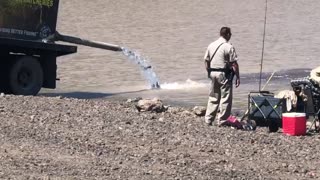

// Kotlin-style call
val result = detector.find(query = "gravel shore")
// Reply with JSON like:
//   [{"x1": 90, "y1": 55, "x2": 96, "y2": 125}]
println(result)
[{"x1": 0, "y1": 95, "x2": 319, "y2": 180}]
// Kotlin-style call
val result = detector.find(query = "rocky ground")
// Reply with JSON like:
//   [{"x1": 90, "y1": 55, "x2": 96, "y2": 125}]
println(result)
[{"x1": 0, "y1": 95, "x2": 320, "y2": 180}]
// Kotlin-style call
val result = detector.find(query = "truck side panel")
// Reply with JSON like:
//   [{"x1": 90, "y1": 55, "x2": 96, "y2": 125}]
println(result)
[{"x1": 0, "y1": 0, "x2": 59, "y2": 41}]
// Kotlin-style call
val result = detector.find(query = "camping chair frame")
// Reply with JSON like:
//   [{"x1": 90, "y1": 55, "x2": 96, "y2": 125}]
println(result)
[
  {"x1": 307, "y1": 109, "x2": 320, "y2": 133},
  {"x1": 247, "y1": 91, "x2": 284, "y2": 132},
  {"x1": 302, "y1": 86, "x2": 320, "y2": 133}
]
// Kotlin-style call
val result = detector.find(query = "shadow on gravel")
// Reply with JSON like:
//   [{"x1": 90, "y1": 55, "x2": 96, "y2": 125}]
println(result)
[
  {"x1": 39, "y1": 92, "x2": 114, "y2": 99},
  {"x1": 39, "y1": 89, "x2": 151, "y2": 99}
]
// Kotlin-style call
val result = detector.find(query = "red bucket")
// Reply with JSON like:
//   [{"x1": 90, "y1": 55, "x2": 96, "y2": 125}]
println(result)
[{"x1": 282, "y1": 113, "x2": 306, "y2": 136}]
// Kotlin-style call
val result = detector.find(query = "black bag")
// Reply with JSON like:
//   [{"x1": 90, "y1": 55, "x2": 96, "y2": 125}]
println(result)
[
  {"x1": 225, "y1": 67, "x2": 235, "y2": 82},
  {"x1": 248, "y1": 92, "x2": 285, "y2": 132}
]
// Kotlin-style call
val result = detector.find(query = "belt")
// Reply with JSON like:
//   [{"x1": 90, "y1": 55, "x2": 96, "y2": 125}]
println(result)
[{"x1": 208, "y1": 68, "x2": 228, "y2": 72}]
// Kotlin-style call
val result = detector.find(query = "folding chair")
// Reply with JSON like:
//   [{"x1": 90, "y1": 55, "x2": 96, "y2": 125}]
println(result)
[
  {"x1": 303, "y1": 87, "x2": 320, "y2": 133},
  {"x1": 248, "y1": 91, "x2": 285, "y2": 132},
  {"x1": 290, "y1": 77, "x2": 320, "y2": 133}
]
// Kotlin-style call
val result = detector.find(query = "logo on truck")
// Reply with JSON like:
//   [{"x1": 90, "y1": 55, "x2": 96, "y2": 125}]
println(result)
[{"x1": 39, "y1": 25, "x2": 52, "y2": 38}]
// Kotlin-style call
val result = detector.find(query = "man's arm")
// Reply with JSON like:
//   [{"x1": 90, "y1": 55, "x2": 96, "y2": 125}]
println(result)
[
  {"x1": 205, "y1": 60, "x2": 210, "y2": 71},
  {"x1": 229, "y1": 46, "x2": 240, "y2": 87},
  {"x1": 204, "y1": 49, "x2": 211, "y2": 78},
  {"x1": 231, "y1": 61, "x2": 240, "y2": 87}
]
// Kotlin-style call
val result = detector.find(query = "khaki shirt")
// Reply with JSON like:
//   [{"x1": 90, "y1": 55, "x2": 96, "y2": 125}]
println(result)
[{"x1": 204, "y1": 37, "x2": 238, "y2": 69}]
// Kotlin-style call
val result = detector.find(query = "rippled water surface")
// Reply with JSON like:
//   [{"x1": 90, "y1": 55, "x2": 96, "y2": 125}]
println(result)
[{"x1": 42, "y1": 0, "x2": 320, "y2": 108}]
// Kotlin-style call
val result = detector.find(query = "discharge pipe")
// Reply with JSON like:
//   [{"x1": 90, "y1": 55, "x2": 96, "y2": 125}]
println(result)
[
  {"x1": 46, "y1": 31, "x2": 122, "y2": 52},
  {"x1": 44, "y1": 31, "x2": 161, "y2": 89}
]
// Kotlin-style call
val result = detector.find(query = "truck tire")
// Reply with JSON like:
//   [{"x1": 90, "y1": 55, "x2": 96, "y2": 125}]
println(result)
[{"x1": 9, "y1": 56, "x2": 43, "y2": 95}]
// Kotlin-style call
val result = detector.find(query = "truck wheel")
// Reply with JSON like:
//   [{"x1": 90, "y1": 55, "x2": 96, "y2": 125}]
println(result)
[{"x1": 9, "y1": 56, "x2": 43, "y2": 95}]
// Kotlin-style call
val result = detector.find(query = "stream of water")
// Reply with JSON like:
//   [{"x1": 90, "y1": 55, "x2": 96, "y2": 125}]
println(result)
[{"x1": 121, "y1": 47, "x2": 160, "y2": 89}]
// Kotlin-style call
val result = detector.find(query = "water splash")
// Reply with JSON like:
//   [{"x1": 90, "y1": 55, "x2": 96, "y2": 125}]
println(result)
[
  {"x1": 122, "y1": 47, "x2": 160, "y2": 89},
  {"x1": 160, "y1": 79, "x2": 207, "y2": 90}
]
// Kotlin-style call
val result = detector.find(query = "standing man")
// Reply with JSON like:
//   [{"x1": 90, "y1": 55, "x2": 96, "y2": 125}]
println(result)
[{"x1": 203, "y1": 27, "x2": 240, "y2": 126}]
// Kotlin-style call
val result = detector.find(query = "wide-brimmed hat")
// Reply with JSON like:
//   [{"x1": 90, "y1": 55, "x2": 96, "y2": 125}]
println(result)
[{"x1": 310, "y1": 66, "x2": 320, "y2": 84}]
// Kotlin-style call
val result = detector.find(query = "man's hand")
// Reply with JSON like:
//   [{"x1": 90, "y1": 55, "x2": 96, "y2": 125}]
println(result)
[{"x1": 235, "y1": 78, "x2": 240, "y2": 88}]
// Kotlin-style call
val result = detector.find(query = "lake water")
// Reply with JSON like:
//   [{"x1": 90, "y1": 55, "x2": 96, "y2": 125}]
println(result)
[{"x1": 41, "y1": 0, "x2": 320, "y2": 109}]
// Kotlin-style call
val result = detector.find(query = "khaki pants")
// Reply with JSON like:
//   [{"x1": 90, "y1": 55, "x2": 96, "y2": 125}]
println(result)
[{"x1": 205, "y1": 72, "x2": 233, "y2": 125}]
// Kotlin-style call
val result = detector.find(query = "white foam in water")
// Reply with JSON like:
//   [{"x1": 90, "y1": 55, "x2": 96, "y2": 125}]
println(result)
[
  {"x1": 121, "y1": 48, "x2": 207, "y2": 90},
  {"x1": 122, "y1": 47, "x2": 160, "y2": 89},
  {"x1": 160, "y1": 79, "x2": 207, "y2": 90}
]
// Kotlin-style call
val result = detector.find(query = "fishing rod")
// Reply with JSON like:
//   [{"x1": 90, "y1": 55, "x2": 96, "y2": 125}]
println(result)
[{"x1": 259, "y1": 0, "x2": 268, "y2": 92}]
